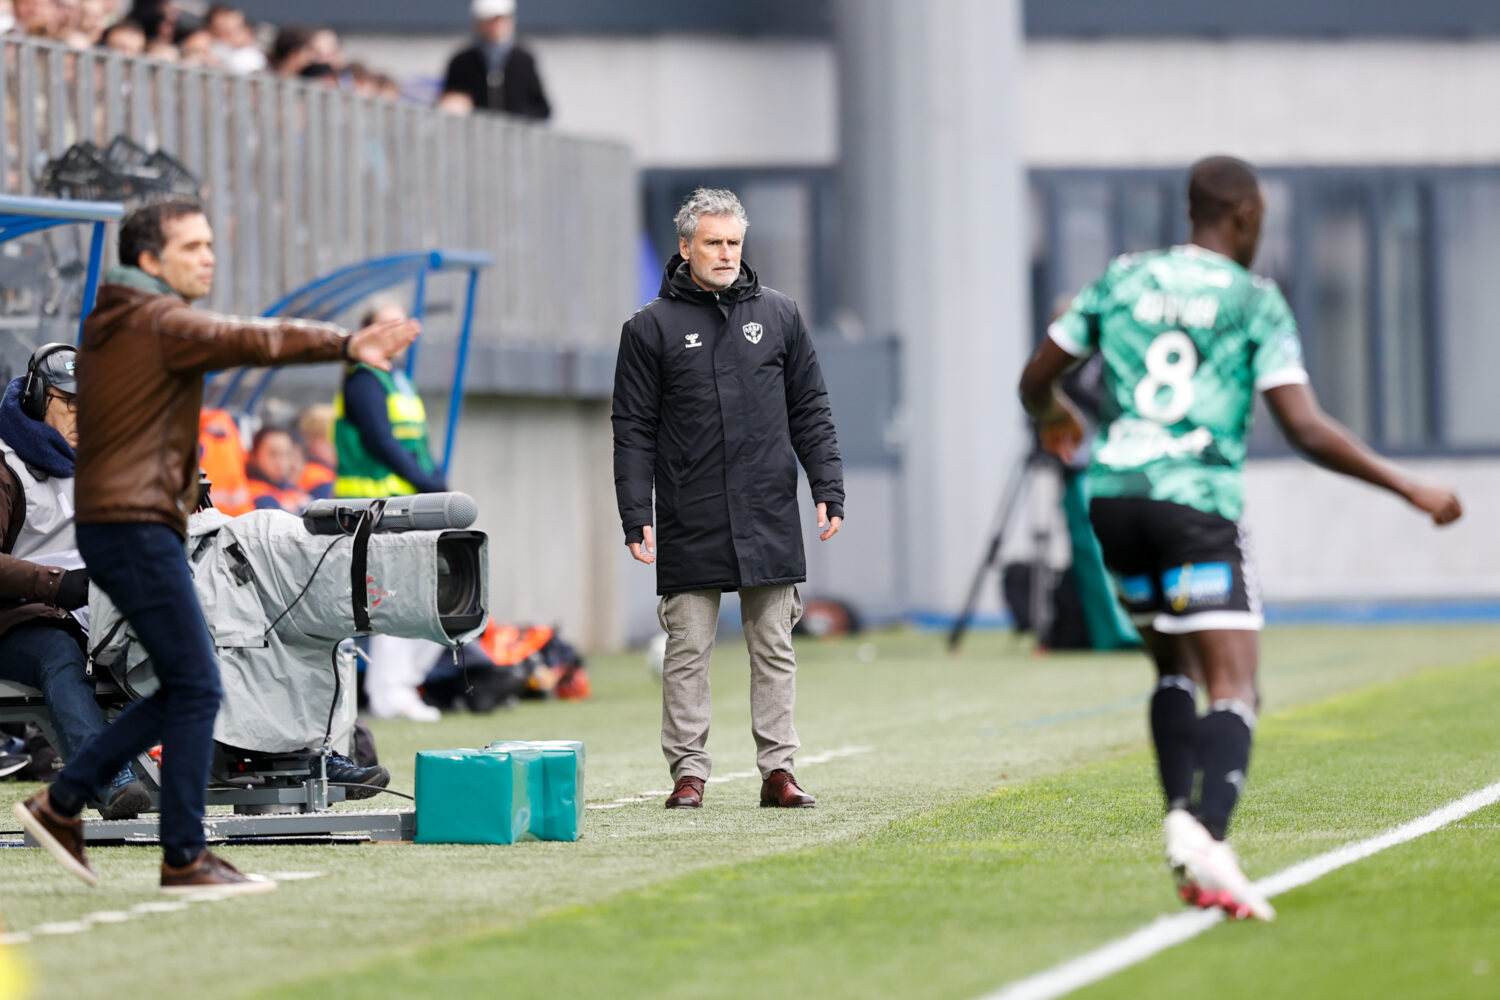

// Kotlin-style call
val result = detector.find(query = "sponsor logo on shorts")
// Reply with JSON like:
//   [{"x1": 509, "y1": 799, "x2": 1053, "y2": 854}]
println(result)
[
  {"x1": 1117, "y1": 573, "x2": 1155, "y2": 607},
  {"x1": 1163, "y1": 562, "x2": 1233, "y2": 612}
]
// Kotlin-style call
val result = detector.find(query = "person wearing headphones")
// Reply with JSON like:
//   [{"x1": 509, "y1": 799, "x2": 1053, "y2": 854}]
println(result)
[{"x1": 0, "y1": 344, "x2": 148, "y2": 819}]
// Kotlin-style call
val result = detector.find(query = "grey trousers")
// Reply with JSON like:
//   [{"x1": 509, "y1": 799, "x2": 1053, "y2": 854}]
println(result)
[{"x1": 657, "y1": 584, "x2": 804, "y2": 782}]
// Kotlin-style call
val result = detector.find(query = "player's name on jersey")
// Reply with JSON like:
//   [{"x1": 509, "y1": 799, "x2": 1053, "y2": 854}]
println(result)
[
  {"x1": 1095, "y1": 418, "x2": 1213, "y2": 468},
  {"x1": 1133, "y1": 290, "x2": 1220, "y2": 329}
]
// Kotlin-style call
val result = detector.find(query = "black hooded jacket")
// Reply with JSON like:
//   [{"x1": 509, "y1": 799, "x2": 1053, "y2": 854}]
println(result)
[{"x1": 612, "y1": 259, "x2": 844, "y2": 596}]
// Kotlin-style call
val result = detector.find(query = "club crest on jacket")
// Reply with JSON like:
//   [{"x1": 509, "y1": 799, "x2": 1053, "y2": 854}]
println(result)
[{"x1": 742, "y1": 322, "x2": 763, "y2": 344}]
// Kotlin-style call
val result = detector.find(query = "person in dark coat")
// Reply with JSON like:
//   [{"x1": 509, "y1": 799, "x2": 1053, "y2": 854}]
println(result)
[
  {"x1": 440, "y1": 0, "x2": 550, "y2": 121},
  {"x1": 612, "y1": 187, "x2": 844, "y2": 811}
]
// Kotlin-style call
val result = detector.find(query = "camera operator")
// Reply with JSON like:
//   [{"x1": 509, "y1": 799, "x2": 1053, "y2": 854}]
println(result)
[
  {"x1": 0, "y1": 344, "x2": 147, "y2": 819},
  {"x1": 13, "y1": 197, "x2": 418, "y2": 897}
]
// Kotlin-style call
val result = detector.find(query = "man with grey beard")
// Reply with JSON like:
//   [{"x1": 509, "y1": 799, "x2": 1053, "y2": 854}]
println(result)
[{"x1": 612, "y1": 188, "x2": 845, "y2": 810}]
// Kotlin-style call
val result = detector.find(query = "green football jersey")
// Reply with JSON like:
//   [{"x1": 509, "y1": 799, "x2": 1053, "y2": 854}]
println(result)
[{"x1": 1049, "y1": 244, "x2": 1308, "y2": 522}]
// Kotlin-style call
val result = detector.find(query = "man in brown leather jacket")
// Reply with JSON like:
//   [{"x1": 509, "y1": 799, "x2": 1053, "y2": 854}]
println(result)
[{"x1": 13, "y1": 197, "x2": 418, "y2": 897}]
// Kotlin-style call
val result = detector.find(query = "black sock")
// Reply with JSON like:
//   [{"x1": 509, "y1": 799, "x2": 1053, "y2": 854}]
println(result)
[
  {"x1": 1149, "y1": 676, "x2": 1198, "y2": 812},
  {"x1": 1195, "y1": 701, "x2": 1254, "y2": 840}
]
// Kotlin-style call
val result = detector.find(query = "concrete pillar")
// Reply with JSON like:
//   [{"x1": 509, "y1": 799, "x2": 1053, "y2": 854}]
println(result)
[{"x1": 836, "y1": 0, "x2": 1029, "y2": 615}]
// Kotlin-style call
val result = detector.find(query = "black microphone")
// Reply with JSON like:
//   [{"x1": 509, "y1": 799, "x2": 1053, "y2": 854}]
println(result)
[{"x1": 302, "y1": 492, "x2": 479, "y2": 535}]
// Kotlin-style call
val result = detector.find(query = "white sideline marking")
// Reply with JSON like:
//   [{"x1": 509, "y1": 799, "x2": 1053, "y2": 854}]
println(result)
[
  {"x1": 980, "y1": 778, "x2": 1500, "y2": 1000},
  {"x1": 33, "y1": 920, "x2": 91, "y2": 936},
  {"x1": 585, "y1": 746, "x2": 873, "y2": 810},
  {"x1": 3, "y1": 871, "x2": 324, "y2": 945}
]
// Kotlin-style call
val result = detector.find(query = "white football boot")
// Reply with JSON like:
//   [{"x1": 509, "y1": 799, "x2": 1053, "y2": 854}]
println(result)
[{"x1": 1163, "y1": 808, "x2": 1275, "y2": 922}]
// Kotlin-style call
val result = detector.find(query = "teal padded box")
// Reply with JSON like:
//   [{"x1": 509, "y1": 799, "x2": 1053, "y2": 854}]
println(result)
[
  {"x1": 487, "y1": 740, "x2": 585, "y2": 842},
  {"x1": 414, "y1": 741, "x2": 584, "y2": 845}
]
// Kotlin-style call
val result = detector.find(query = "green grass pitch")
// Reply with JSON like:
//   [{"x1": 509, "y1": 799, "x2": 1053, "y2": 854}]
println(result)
[{"x1": 3, "y1": 624, "x2": 1499, "y2": 999}]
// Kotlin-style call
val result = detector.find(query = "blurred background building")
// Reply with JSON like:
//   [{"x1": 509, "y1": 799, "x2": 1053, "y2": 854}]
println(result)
[{"x1": 3, "y1": 0, "x2": 1497, "y2": 646}]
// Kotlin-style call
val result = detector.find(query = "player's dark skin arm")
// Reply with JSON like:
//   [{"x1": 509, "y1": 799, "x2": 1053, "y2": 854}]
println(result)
[
  {"x1": 1263, "y1": 383, "x2": 1462, "y2": 525},
  {"x1": 1019, "y1": 338, "x2": 1087, "y2": 462}
]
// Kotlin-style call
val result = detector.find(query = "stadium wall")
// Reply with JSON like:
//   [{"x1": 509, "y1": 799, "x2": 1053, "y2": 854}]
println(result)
[{"x1": 1244, "y1": 460, "x2": 1500, "y2": 603}]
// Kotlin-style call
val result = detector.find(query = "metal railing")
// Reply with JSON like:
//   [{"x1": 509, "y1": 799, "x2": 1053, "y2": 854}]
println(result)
[{"x1": 0, "y1": 36, "x2": 636, "y2": 355}]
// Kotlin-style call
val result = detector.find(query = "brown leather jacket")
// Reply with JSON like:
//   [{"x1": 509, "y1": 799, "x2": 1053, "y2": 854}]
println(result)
[
  {"x1": 76, "y1": 281, "x2": 349, "y2": 536},
  {"x1": 0, "y1": 461, "x2": 75, "y2": 640}
]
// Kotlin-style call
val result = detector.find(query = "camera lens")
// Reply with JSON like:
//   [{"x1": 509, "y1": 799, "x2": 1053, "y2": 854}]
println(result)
[{"x1": 435, "y1": 532, "x2": 486, "y2": 638}]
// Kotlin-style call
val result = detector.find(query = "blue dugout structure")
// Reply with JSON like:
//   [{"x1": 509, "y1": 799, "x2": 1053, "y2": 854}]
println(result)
[
  {"x1": 0, "y1": 193, "x2": 124, "y2": 338},
  {"x1": 212, "y1": 250, "x2": 494, "y2": 480}
]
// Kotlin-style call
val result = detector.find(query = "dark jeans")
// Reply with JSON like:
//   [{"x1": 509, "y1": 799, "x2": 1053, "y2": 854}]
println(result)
[
  {"x1": 0, "y1": 621, "x2": 134, "y2": 791},
  {"x1": 52, "y1": 522, "x2": 221, "y2": 866}
]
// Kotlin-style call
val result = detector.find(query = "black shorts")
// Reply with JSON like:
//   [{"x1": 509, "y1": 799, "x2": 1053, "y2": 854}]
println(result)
[{"x1": 1088, "y1": 496, "x2": 1262, "y2": 634}]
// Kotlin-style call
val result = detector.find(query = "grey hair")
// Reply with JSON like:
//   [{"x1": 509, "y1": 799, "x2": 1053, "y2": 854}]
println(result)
[{"x1": 674, "y1": 187, "x2": 749, "y2": 241}]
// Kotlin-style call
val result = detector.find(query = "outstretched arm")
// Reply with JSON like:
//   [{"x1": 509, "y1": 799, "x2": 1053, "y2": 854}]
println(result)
[{"x1": 1263, "y1": 382, "x2": 1461, "y2": 525}]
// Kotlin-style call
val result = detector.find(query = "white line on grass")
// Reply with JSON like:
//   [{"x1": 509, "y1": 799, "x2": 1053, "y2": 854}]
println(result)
[
  {"x1": 1, "y1": 871, "x2": 326, "y2": 945},
  {"x1": 585, "y1": 745, "x2": 872, "y2": 810},
  {"x1": 980, "y1": 777, "x2": 1500, "y2": 1000}
]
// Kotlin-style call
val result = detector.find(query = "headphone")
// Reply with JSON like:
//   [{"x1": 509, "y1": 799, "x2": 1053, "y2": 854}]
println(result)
[{"x1": 21, "y1": 343, "x2": 77, "y2": 421}]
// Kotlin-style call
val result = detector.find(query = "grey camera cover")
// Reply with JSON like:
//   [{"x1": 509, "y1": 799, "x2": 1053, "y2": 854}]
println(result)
[{"x1": 88, "y1": 509, "x2": 489, "y2": 754}]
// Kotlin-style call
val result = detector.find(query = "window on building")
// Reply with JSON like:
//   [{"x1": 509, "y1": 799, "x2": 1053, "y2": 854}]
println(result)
[{"x1": 1435, "y1": 176, "x2": 1500, "y2": 449}]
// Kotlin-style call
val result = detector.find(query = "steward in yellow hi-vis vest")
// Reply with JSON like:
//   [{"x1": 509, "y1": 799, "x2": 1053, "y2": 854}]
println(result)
[{"x1": 333, "y1": 363, "x2": 445, "y2": 498}]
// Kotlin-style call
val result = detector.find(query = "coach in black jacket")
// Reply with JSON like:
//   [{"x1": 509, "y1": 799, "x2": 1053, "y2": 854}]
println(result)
[
  {"x1": 613, "y1": 188, "x2": 843, "y2": 812},
  {"x1": 440, "y1": 0, "x2": 550, "y2": 120}
]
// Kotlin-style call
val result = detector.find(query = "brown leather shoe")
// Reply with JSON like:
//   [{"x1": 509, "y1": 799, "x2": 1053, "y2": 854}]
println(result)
[
  {"x1": 12, "y1": 789, "x2": 96, "y2": 886},
  {"x1": 664, "y1": 775, "x2": 705, "y2": 809},
  {"x1": 160, "y1": 850, "x2": 277, "y2": 897},
  {"x1": 760, "y1": 769, "x2": 815, "y2": 808}
]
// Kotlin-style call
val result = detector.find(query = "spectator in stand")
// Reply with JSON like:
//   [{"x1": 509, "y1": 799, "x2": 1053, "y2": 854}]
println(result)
[
  {"x1": 347, "y1": 61, "x2": 377, "y2": 99},
  {"x1": 205, "y1": 4, "x2": 265, "y2": 75},
  {"x1": 441, "y1": 0, "x2": 550, "y2": 120},
  {"x1": 295, "y1": 404, "x2": 336, "y2": 500},
  {"x1": 306, "y1": 26, "x2": 341, "y2": 70},
  {"x1": 14, "y1": 0, "x2": 59, "y2": 37},
  {"x1": 375, "y1": 73, "x2": 403, "y2": 102},
  {"x1": 126, "y1": 0, "x2": 185, "y2": 45},
  {"x1": 269, "y1": 24, "x2": 313, "y2": 77},
  {"x1": 100, "y1": 17, "x2": 144, "y2": 55},
  {"x1": 77, "y1": 0, "x2": 116, "y2": 43},
  {"x1": 244, "y1": 426, "x2": 311, "y2": 513},
  {"x1": 176, "y1": 27, "x2": 219, "y2": 68}
]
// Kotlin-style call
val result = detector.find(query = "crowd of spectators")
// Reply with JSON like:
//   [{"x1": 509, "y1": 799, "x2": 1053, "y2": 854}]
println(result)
[
  {"x1": 0, "y1": 0, "x2": 552, "y2": 117},
  {"x1": 1, "y1": 2, "x2": 406, "y2": 101}
]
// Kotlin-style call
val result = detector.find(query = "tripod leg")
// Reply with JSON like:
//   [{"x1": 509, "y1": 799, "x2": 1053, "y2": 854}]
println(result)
[{"x1": 947, "y1": 454, "x2": 1032, "y2": 652}]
